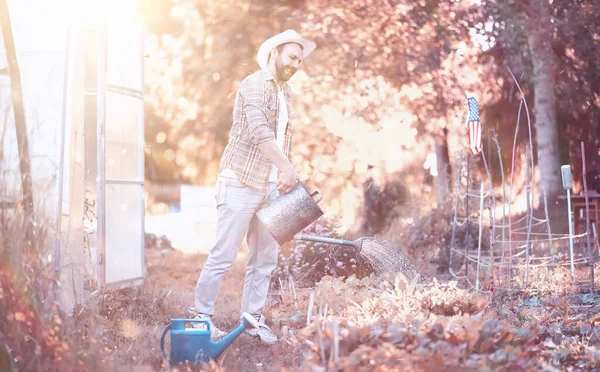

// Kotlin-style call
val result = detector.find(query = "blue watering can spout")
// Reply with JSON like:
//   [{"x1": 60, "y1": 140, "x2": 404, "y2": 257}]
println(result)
[
  {"x1": 161, "y1": 312, "x2": 261, "y2": 365},
  {"x1": 211, "y1": 313, "x2": 260, "y2": 358}
]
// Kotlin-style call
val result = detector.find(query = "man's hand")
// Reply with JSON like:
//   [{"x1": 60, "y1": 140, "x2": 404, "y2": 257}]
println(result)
[
  {"x1": 277, "y1": 167, "x2": 300, "y2": 194},
  {"x1": 256, "y1": 140, "x2": 302, "y2": 193}
]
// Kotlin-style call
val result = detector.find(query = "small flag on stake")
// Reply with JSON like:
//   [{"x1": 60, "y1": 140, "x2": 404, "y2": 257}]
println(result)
[{"x1": 466, "y1": 94, "x2": 482, "y2": 155}]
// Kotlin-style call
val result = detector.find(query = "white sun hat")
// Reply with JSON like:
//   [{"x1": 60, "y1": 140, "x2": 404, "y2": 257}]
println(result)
[{"x1": 257, "y1": 29, "x2": 317, "y2": 69}]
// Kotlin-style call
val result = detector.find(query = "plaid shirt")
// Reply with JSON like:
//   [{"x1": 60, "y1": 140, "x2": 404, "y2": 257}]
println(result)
[{"x1": 220, "y1": 67, "x2": 293, "y2": 190}]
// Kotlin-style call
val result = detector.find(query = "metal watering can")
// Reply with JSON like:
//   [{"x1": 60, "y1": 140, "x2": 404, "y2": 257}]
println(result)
[
  {"x1": 256, "y1": 181, "x2": 324, "y2": 245},
  {"x1": 160, "y1": 312, "x2": 260, "y2": 365},
  {"x1": 257, "y1": 182, "x2": 369, "y2": 254}
]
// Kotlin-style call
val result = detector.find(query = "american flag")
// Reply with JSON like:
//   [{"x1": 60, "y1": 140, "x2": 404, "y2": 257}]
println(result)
[{"x1": 466, "y1": 95, "x2": 482, "y2": 155}]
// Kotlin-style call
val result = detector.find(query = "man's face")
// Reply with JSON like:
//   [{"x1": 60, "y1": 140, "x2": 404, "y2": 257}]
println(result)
[{"x1": 274, "y1": 43, "x2": 304, "y2": 82}]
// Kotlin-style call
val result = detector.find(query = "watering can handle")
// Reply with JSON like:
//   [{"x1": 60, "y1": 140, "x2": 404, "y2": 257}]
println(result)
[
  {"x1": 160, "y1": 323, "x2": 172, "y2": 363},
  {"x1": 263, "y1": 187, "x2": 280, "y2": 201},
  {"x1": 261, "y1": 182, "x2": 321, "y2": 203}
]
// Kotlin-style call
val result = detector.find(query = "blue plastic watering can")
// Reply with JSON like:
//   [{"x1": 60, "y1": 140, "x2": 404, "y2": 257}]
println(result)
[{"x1": 160, "y1": 312, "x2": 260, "y2": 365}]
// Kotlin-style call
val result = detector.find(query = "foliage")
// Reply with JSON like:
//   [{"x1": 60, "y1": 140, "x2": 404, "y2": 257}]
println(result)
[
  {"x1": 273, "y1": 216, "x2": 369, "y2": 288},
  {"x1": 273, "y1": 272, "x2": 600, "y2": 371},
  {"x1": 139, "y1": 0, "x2": 501, "y2": 226},
  {"x1": 0, "y1": 213, "x2": 106, "y2": 371},
  {"x1": 277, "y1": 274, "x2": 539, "y2": 370},
  {"x1": 139, "y1": 0, "x2": 600, "y2": 225},
  {"x1": 471, "y1": 0, "x2": 600, "y2": 188},
  {"x1": 3, "y1": 210, "x2": 600, "y2": 371},
  {"x1": 358, "y1": 169, "x2": 410, "y2": 236}
]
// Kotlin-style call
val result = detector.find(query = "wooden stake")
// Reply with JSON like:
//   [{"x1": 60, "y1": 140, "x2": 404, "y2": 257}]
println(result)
[
  {"x1": 315, "y1": 314, "x2": 326, "y2": 365},
  {"x1": 307, "y1": 290, "x2": 315, "y2": 326},
  {"x1": 0, "y1": 0, "x2": 35, "y2": 255},
  {"x1": 290, "y1": 275, "x2": 298, "y2": 305},
  {"x1": 492, "y1": 131, "x2": 507, "y2": 282},
  {"x1": 593, "y1": 224, "x2": 599, "y2": 257},
  {"x1": 581, "y1": 142, "x2": 594, "y2": 291},
  {"x1": 476, "y1": 183, "x2": 484, "y2": 291},
  {"x1": 507, "y1": 66, "x2": 537, "y2": 212},
  {"x1": 449, "y1": 150, "x2": 463, "y2": 276},
  {"x1": 525, "y1": 147, "x2": 532, "y2": 287},
  {"x1": 333, "y1": 318, "x2": 339, "y2": 364},
  {"x1": 566, "y1": 184, "x2": 576, "y2": 282},
  {"x1": 465, "y1": 155, "x2": 471, "y2": 276},
  {"x1": 537, "y1": 154, "x2": 554, "y2": 257},
  {"x1": 480, "y1": 146, "x2": 496, "y2": 289},
  {"x1": 279, "y1": 277, "x2": 286, "y2": 301},
  {"x1": 508, "y1": 100, "x2": 524, "y2": 285}
]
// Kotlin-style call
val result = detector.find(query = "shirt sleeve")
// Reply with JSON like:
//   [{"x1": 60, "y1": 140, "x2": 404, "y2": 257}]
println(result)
[{"x1": 241, "y1": 78, "x2": 275, "y2": 145}]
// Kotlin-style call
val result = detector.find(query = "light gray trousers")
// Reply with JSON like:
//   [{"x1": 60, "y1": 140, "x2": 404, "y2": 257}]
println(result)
[{"x1": 194, "y1": 175, "x2": 279, "y2": 317}]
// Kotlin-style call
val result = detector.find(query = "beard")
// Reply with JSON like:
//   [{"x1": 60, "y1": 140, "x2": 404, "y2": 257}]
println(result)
[{"x1": 275, "y1": 57, "x2": 296, "y2": 82}]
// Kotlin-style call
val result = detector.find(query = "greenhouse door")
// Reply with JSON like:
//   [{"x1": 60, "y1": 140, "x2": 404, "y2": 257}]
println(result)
[{"x1": 97, "y1": 15, "x2": 145, "y2": 288}]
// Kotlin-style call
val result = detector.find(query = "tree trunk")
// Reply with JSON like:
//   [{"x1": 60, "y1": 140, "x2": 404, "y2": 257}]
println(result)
[
  {"x1": 434, "y1": 128, "x2": 451, "y2": 205},
  {"x1": 527, "y1": 0, "x2": 561, "y2": 197},
  {"x1": 0, "y1": 0, "x2": 35, "y2": 253}
]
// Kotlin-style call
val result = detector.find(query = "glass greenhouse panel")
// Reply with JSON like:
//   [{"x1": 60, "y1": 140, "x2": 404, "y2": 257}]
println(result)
[
  {"x1": 105, "y1": 92, "x2": 143, "y2": 182},
  {"x1": 106, "y1": 18, "x2": 143, "y2": 91},
  {"x1": 105, "y1": 183, "x2": 144, "y2": 283},
  {"x1": 101, "y1": 14, "x2": 144, "y2": 287},
  {"x1": 0, "y1": 14, "x2": 67, "y2": 219},
  {"x1": 0, "y1": 81, "x2": 21, "y2": 205},
  {"x1": 9, "y1": 0, "x2": 68, "y2": 52},
  {"x1": 19, "y1": 51, "x2": 67, "y2": 218}
]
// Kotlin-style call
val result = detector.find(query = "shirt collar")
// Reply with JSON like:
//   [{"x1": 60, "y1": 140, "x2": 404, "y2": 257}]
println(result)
[
  {"x1": 261, "y1": 67, "x2": 289, "y2": 91},
  {"x1": 262, "y1": 66, "x2": 276, "y2": 81}
]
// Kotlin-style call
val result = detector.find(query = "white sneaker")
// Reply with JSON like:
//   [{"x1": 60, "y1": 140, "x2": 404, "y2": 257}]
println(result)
[
  {"x1": 244, "y1": 314, "x2": 278, "y2": 344},
  {"x1": 188, "y1": 307, "x2": 226, "y2": 341}
]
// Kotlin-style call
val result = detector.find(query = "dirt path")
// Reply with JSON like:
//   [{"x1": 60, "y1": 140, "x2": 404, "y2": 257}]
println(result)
[{"x1": 110, "y1": 247, "x2": 295, "y2": 371}]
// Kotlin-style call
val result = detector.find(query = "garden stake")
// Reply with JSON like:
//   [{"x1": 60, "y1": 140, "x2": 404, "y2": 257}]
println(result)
[
  {"x1": 449, "y1": 150, "x2": 463, "y2": 277},
  {"x1": 476, "y1": 183, "x2": 484, "y2": 291},
  {"x1": 581, "y1": 142, "x2": 594, "y2": 291},
  {"x1": 537, "y1": 153, "x2": 554, "y2": 258},
  {"x1": 561, "y1": 164, "x2": 576, "y2": 282},
  {"x1": 307, "y1": 290, "x2": 315, "y2": 326},
  {"x1": 492, "y1": 131, "x2": 508, "y2": 282},
  {"x1": 525, "y1": 147, "x2": 532, "y2": 288},
  {"x1": 465, "y1": 154, "x2": 471, "y2": 277}
]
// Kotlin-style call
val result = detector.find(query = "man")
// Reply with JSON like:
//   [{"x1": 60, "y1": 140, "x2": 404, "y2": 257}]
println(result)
[{"x1": 188, "y1": 30, "x2": 316, "y2": 344}]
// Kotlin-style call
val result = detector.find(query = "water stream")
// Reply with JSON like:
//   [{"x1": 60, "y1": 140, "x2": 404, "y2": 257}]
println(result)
[{"x1": 359, "y1": 238, "x2": 422, "y2": 281}]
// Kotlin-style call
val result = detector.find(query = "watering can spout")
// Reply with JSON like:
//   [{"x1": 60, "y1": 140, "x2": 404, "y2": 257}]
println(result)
[
  {"x1": 293, "y1": 233, "x2": 363, "y2": 251},
  {"x1": 211, "y1": 312, "x2": 260, "y2": 359}
]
